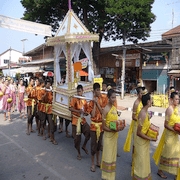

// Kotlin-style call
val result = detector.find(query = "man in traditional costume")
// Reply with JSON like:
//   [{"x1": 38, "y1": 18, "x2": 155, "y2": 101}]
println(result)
[
  {"x1": 26, "y1": 77, "x2": 37, "y2": 135},
  {"x1": 37, "y1": 79, "x2": 46, "y2": 139},
  {"x1": 44, "y1": 80, "x2": 57, "y2": 145},
  {"x1": 69, "y1": 84, "x2": 90, "y2": 160},
  {"x1": 35, "y1": 78, "x2": 41, "y2": 130},
  {"x1": 87, "y1": 83, "x2": 107, "y2": 172}
]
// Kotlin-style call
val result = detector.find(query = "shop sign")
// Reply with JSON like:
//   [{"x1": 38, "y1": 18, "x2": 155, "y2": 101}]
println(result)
[
  {"x1": 145, "y1": 53, "x2": 168, "y2": 62},
  {"x1": 117, "y1": 53, "x2": 140, "y2": 60},
  {"x1": 135, "y1": 59, "x2": 140, "y2": 67},
  {"x1": 115, "y1": 60, "x2": 120, "y2": 67}
]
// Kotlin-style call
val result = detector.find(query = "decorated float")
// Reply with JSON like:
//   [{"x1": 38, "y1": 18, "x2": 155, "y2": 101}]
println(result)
[{"x1": 46, "y1": 6, "x2": 99, "y2": 120}]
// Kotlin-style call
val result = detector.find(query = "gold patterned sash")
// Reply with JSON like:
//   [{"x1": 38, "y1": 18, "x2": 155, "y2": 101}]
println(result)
[{"x1": 91, "y1": 121, "x2": 102, "y2": 142}]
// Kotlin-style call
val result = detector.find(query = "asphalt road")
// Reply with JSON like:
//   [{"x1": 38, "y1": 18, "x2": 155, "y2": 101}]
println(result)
[{"x1": 0, "y1": 99, "x2": 176, "y2": 180}]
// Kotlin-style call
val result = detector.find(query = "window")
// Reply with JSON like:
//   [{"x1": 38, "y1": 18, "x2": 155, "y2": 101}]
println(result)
[{"x1": 4, "y1": 59, "x2": 9, "y2": 64}]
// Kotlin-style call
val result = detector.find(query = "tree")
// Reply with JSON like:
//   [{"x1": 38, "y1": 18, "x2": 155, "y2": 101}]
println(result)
[
  {"x1": 105, "y1": 0, "x2": 156, "y2": 43},
  {"x1": 20, "y1": 0, "x2": 155, "y2": 72}
]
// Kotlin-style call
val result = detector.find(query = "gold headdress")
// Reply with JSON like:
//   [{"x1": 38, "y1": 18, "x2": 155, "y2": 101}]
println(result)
[
  {"x1": 137, "y1": 82, "x2": 142, "y2": 87},
  {"x1": 142, "y1": 89, "x2": 148, "y2": 95},
  {"x1": 137, "y1": 79, "x2": 143, "y2": 87},
  {"x1": 107, "y1": 85, "x2": 112, "y2": 91},
  {"x1": 7, "y1": 77, "x2": 11, "y2": 81},
  {"x1": 170, "y1": 88, "x2": 175, "y2": 93}
]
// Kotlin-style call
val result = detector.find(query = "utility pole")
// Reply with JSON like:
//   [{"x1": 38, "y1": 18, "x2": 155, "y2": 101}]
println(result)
[
  {"x1": 21, "y1": 39, "x2": 28, "y2": 54},
  {"x1": 9, "y1": 47, "x2": 11, "y2": 76},
  {"x1": 121, "y1": 31, "x2": 126, "y2": 99}
]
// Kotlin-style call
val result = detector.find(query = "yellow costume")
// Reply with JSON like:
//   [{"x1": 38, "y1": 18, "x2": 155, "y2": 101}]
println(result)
[
  {"x1": 153, "y1": 107, "x2": 180, "y2": 177},
  {"x1": 123, "y1": 101, "x2": 143, "y2": 152},
  {"x1": 133, "y1": 113, "x2": 152, "y2": 180},
  {"x1": 101, "y1": 105, "x2": 118, "y2": 180}
]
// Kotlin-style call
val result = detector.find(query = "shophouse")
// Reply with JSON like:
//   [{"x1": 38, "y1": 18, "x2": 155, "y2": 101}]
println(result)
[
  {"x1": 162, "y1": 25, "x2": 180, "y2": 90},
  {"x1": 99, "y1": 40, "x2": 172, "y2": 93}
]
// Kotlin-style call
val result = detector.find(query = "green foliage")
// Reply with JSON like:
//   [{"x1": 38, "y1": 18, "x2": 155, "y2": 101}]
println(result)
[
  {"x1": 15, "y1": 73, "x2": 21, "y2": 80},
  {"x1": 0, "y1": 70, "x2": 3, "y2": 77},
  {"x1": 105, "y1": 0, "x2": 156, "y2": 43},
  {"x1": 20, "y1": 0, "x2": 155, "y2": 44}
]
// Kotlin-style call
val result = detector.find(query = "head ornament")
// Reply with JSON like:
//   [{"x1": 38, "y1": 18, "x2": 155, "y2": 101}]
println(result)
[{"x1": 142, "y1": 89, "x2": 148, "y2": 95}]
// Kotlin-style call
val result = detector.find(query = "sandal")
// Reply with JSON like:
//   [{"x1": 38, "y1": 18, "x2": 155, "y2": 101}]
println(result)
[
  {"x1": 43, "y1": 136, "x2": 46, "y2": 140},
  {"x1": 52, "y1": 140, "x2": 58, "y2": 145},
  {"x1": 82, "y1": 147, "x2": 89, "y2": 155},
  {"x1": 26, "y1": 132, "x2": 30, "y2": 135},
  {"x1": 66, "y1": 134, "x2": 71, "y2": 138},
  {"x1": 31, "y1": 130, "x2": 36, "y2": 133},
  {"x1": 77, "y1": 155, "x2": 82, "y2": 160},
  {"x1": 58, "y1": 129, "x2": 63, "y2": 133},
  {"x1": 90, "y1": 166, "x2": 95, "y2": 172},
  {"x1": 157, "y1": 172, "x2": 167, "y2": 179}
]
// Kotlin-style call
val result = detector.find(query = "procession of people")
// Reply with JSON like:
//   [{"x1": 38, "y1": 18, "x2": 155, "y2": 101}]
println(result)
[{"x1": 0, "y1": 76, "x2": 180, "y2": 180}]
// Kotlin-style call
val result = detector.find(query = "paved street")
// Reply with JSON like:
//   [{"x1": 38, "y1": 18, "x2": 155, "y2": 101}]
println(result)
[{"x1": 0, "y1": 95, "x2": 176, "y2": 180}]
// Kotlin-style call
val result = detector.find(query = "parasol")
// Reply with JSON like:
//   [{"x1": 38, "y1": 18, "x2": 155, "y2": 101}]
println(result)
[
  {"x1": 79, "y1": 70, "x2": 88, "y2": 76},
  {"x1": 43, "y1": 71, "x2": 54, "y2": 77}
]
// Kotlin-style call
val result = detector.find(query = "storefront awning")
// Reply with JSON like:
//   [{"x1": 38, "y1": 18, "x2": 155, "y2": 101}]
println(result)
[
  {"x1": 10, "y1": 67, "x2": 43, "y2": 74},
  {"x1": 21, "y1": 58, "x2": 54, "y2": 66},
  {"x1": 168, "y1": 70, "x2": 180, "y2": 77}
]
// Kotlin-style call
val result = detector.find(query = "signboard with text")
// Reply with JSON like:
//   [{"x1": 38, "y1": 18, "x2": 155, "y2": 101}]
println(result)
[
  {"x1": 0, "y1": 15, "x2": 51, "y2": 36},
  {"x1": 145, "y1": 53, "x2": 168, "y2": 62}
]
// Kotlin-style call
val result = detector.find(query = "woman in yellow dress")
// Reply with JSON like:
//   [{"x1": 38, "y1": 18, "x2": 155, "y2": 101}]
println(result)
[
  {"x1": 153, "y1": 91, "x2": 180, "y2": 179},
  {"x1": 133, "y1": 90, "x2": 157, "y2": 180},
  {"x1": 101, "y1": 89, "x2": 124, "y2": 180},
  {"x1": 123, "y1": 86, "x2": 143, "y2": 153}
]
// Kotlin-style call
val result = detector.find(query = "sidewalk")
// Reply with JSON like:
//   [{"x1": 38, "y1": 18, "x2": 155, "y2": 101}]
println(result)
[{"x1": 116, "y1": 94, "x2": 166, "y2": 117}]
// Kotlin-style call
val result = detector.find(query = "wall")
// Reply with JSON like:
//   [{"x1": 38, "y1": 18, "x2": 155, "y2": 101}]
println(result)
[
  {"x1": 142, "y1": 69, "x2": 169, "y2": 93},
  {"x1": 0, "y1": 49, "x2": 22, "y2": 67},
  {"x1": 31, "y1": 46, "x2": 54, "y2": 61}
]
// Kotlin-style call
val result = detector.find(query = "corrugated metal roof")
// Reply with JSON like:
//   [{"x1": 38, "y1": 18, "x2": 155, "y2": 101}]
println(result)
[
  {"x1": 21, "y1": 58, "x2": 54, "y2": 66},
  {"x1": 168, "y1": 70, "x2": 180, "y2": 74},
  {"x1": 162, "y1": 25, "x2": 180, "y2": 39}
]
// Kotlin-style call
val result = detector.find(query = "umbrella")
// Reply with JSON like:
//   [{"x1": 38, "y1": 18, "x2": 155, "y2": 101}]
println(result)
[
  {"x1": 79, "y1": 70, "x2": 88, "y2": 76},
  {"x1": 43, "y1": 71, "x2": 54, "y2": 77}
]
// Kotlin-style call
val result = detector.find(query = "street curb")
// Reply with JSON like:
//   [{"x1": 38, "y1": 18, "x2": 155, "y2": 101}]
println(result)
[{"x1": 127, "y1": 107, "x2": 165, "y2": 117}]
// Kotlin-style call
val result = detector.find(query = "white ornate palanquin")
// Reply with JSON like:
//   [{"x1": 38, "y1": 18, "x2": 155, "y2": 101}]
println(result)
[{"x1": 46, "y1": 9, "x2": 99, "y2": 120}]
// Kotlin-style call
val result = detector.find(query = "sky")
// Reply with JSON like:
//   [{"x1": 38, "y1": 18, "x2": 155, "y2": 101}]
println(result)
[{"x1": 0, "y1": 0, "x2": 180, "y2": 54}]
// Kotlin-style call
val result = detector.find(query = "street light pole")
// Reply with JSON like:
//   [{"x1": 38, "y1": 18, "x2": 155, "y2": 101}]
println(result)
[{"x1": 21, "y1": 39, "x2": 28, "y2": 54}]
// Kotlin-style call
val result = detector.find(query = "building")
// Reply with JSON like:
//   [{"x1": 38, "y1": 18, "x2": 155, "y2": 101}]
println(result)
[
  {"x1": 140, "y1": 40, "x2": 172, "y2": 93},
  {"x1": 99, "y1": 40, "x2": 172, "y2": 93},
  {"x1": 23, "y1": 40, "x2": 173, "y2": 94},
  {"x1": 23, "y1": 43, "x2": 55, "y2": 72},
  {"x1": 0, "y1": 48, "x2": 31, "y2": 76},
  {"x1": 162, "y1": 25, "x2": 180, "y2": 90}
]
